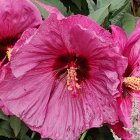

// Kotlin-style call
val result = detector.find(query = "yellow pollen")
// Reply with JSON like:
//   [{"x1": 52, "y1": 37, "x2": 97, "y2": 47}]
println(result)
[
  {"x1": 124, "y1": 77, "x2": 140, "y2": 90},
  {"x1": 67, "y1": 67, "x2": 81, "y2": 94},
  {"x1": 6, "y1": 48, "x2": 12, "y2": 61}
]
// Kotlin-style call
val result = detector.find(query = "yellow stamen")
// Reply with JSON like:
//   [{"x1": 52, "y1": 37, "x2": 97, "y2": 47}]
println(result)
[
  {"x1": 67, "y1": 67, "x2": 81, "y2": 95},
  {"x1": 124, "y1": 77, "x2": 140, "y2": 90},
  {"x1": 6, "y1": 48, "x2": 12, "y2": 61}
]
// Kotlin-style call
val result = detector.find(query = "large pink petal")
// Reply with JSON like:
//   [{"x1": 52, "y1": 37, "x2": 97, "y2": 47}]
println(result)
[
  {"x1": 0, "y1": 63, "x2": 117, "y2": 140},
  {"x1": 0, "y1": 63, "x2": 120, "y2": 139},
  {"x1": 70, "y1": 25, "x2": 113, "y2": 58},
  {"x1": 0, "y1": 70, "x2": 82, "y2": 140},
  {"x1": 117, "y1": 96, "x2": 133, "y2": 128},
  {"x1": 124, "y1": 20, "x2": 140, "y2": 57},
  {"x1": 122, "y1": 37, "x2": 140, "y2": 77},
  {"x1": 0, "y1": 64, "x2": 56, "y2": 128},
  {"x1": 0, "y1": 100, "x2": 11, "y2": 115},
  {"x1": 1, "y1": 28, "x2": 35, "y2": 80},
  {"x1": 111, "y1": 25, "x2": 128, "y2": 53},
  {"x1": 0, "y1": 0, "x2": 42, "y2": 40},
  {"x1": 0, "y1": 64, "x2": 7, "y2": 82},
  {"x1": 11, "y1": 14, "x2": 127, "y2": 79},
  {"x1": 32, "y1": 87, "x2": 87, "y2": 139},
  {"x1": 12, "y1": 28, "x2": 37, "y2": 54},
  {"x1": 10, "y1": 27, "x2": 37, "y2": 76},
  {"x1": 127, "y1": 39, "x2": 140, "y2": 73},
  {"x1": 11, "y1": 14, "x2": 66, "y2": 77},
  {"x1": 61, "y1": 15, "x2": 113, "y2": 49},
  {"x1": 69, "y1": 25, "x2": 128, "y2": 97},
  {"x1": 0, "y1": 28, "x2": 37, "y2": 115},
  {"x1": 82, "y1": 81, "x2": 118, "y2": 125},
  {"x1": 0, "y1": 64, "x2": 12, "y2": 115}
]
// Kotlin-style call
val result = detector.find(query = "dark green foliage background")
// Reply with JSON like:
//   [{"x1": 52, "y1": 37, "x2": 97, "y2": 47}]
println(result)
[{"x1": 0, "y1": 0, "x2": 139, "y2": 139}]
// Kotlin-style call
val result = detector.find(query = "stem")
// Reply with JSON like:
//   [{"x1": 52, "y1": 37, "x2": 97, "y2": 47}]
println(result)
[
  {"x1": 31, "y1": 132, "x2": 36, "y2": 139},
  {"x1": 80, "y1": 131, "x2": 87, "y2": 140},
  {"x1": 130, "y1": 0, "x2": 136, "y2": 16}
]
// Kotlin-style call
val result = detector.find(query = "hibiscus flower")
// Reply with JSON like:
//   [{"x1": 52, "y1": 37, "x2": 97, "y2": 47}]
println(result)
[
  {"x1": 0, "y1": 14, "x2": 127, "y2": 140},
  {"x1": 0, "y1": 0, "x2": 42, "y2": 115},
  {"x1": 110, "y1": 20, "x2": 140, "y2": 140},
  {"x1": 0, "y1": 0, "x2": 42, "y2": 69}
]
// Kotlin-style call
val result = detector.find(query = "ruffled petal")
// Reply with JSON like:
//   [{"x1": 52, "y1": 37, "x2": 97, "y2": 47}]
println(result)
[
  {"x1": 117, "y1": 96, "x2": 133, "y2": 128},
  {"x1": 0, "y1": 63, "x2": 122, "y2": 140},
  {"x1": 0, "y1": 28, "x2": 37, "y2": 115},
  {"x1": 61, "y1": 15, "x2": 113, "y2": 49},
  {"x1": 0, "y1": 64, "x2": 56, "y2": 127},
  {"x1": 0, "y1": 64, "x2": 98, "y2": 140},
  {"x1": 13, "y1": 28, "x2": 37, "y2": 51},
  {"x1": 10, "y1": 27, "x2": 37, "y2": 75},
  {"x1": 127, "y1": 40, "x2": 140, "y2": 76},
  {"x1": 69, "y1": 24, "x2": 128, "y2": 97},
  {"x1": 124, "y1": 20, "x2": 140, "y2": 57},
  {"x1": 11, "y1": 14, "x2": 66, "y2": 77},
  {"x1": 0, "y1": 0, "x2": 42, "y2": 40},
  {"x1": 32, "y1": 88, "x2": 87, "y2": 140},
  {"x1": 110, "y1": 121, "x2": 132, "y2": 140},
  {"x1": 0, "y1": 64, "x2": 6, "y2": 82},
  {"x1": 123, "y1": 20, "x2": 140, "y2": 67},
  {"x1": 111, "y1": 25, "x2": 128, "y2": 53},
  {"x1": 0, "y1": 64, "x2": 12, "y2": 115},
  {"x1": 113, "y1": 20, "x2": 140, "y2": 140},
  {"x1": 13, "y1": 13, "x2": 112, "y2": 77},
  {"x1": 82, "y1": 82, "x2": 118, "y2": 126},
  {"x1": 70, "y1": 25, "x2": 113, "y2": 58},
  {"x1": 0, "y1": 99, "x2": 11, "y2": 115}
]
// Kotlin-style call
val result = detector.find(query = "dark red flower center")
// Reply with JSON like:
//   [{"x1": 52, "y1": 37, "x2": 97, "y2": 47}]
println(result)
[
  {"x1": 124, "y1": 65, "x2": 133, "y2": 77},
  {"x1": 53, "y1": 53, "x2": 90, "y2": 96},
  {"x1": 0, "y1": 37, "x2": 18, "y2": 66}
]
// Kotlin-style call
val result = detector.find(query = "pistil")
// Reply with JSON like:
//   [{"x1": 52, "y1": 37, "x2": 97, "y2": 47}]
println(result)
[
  {"x1": 124, "y1": 77, "x2": 140, "y2": 90},
  {"x1": 67, "y1": 66, "x2": 81, "y2": 96},
  {"x1": 6, "y1": 48, "x2": 12, "y2": 61}
]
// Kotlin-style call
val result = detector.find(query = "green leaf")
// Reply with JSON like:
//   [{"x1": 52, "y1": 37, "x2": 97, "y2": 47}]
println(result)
[
  {"x1": 9, "y1": 116, "x2": 21, "y2": 137},
  {"x1": 109, "y1": 1, "x2": 130, "y2": 25},
  {"x1": 87, "y1": 136, "x2": 92, "y2": 140},
  {"x1": 80, "y1": 131, "x2": 87, "y2": 140},
  {"x1": 71, "y1": 0, "x2": 82, "y2": 10},
  {"x1": 86, "y1": 0, "x2": 96, "y2": 13},
  {"x1": 18, "y1": 122, "x2": 29, "y2": 140},
  {"x1": 22, "y1": 135, "x2": 32, "y2": 140},
  {"x1": 121, "y1": 13, "x2": 140, "y2": 35},
  {"x1": 38, "y1": 0, "x2": 67, "y2": 16},
  {"x1": 0, "y1": 121, "x2": 14, "y2": 138},
  {"x1": 0, "y1": 110, "x2": 9, "y2": 121},
  {"x1": 109, "y1": 0, "x2": 127, "y2": 12},
  {"x1": 97, "y1": 0, "x2": 110, "y2": 8},
  {"x1": 89, "y1": 4, "x2": 110, "y2": 24},
  {"x1": 32, "y1": 0, "x2": 49, "y2": 19},
  {"x1": 97, "y1": 0, "x2": 127, "y2": 11}
]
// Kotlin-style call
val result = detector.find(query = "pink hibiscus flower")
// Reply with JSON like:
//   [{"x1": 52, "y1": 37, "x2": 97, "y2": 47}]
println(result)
[
  {"x1": 110, "y1": 20, "x2": 140, "y2": 140},
  {"x1": 0, "y1": 0, "x2": 42, "y2": 69},
  {"x1": 0, "y1": 14, "x2": 127, "y2": 140},
  {"x1": 0, "y1": 0, "x2": 42, "y2": 114}
]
